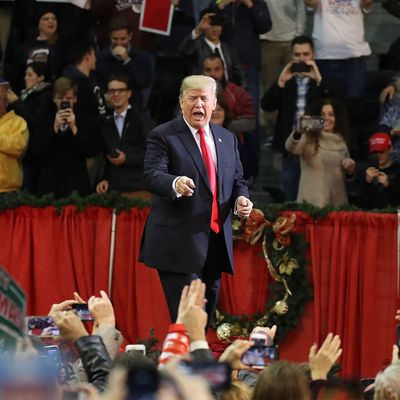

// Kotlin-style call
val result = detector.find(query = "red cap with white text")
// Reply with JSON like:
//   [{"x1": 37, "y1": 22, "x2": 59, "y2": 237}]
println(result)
[{"x1": 368, "y1": 133, "x2": 392, "y2": 153}]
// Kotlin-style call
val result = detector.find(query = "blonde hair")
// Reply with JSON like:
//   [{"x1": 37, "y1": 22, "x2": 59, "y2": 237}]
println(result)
[
  {"x1": 222, "y1": 381, "x2": 252, "y2": 400},
  {"x1": 179, "y1": 75, "x2": 217, "y2": 98}
]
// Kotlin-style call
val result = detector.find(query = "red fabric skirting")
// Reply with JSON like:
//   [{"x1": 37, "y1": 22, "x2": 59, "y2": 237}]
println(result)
[{"x1": 1, "y1": 207, "x2": 398, "y2": 378}]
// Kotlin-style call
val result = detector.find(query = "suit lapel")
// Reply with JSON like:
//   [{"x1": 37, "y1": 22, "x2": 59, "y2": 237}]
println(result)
[
  {"x1": 120, "y1": 108, "x2": 133, "y2": 141},
  {"x1": 210, "y1": 124, "x2": 224, "y2": 200},
  {"x1": 176, "y1": 117, "x2": 212, "y2": 193}
]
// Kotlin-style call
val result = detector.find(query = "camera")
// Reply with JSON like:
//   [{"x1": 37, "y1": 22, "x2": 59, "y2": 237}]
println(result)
[
  {"x1": 209, "y1": 14, "x2": 225, "y2": 26},
  {"x1": 71, "y1": 303, "x2": 93, "y2": 321},
  {"x1": 300, "y1": 116, "x2": 325, "y2": 133},
  {"x1": 178, "y1": 360, "x2": 231, "y2": 392},
  {"x1": 291, "y1": 62, "x2": 311, "y2": 73},
  {"x1": 241, "y1": 345, "x2": 279, "y2": 368}
]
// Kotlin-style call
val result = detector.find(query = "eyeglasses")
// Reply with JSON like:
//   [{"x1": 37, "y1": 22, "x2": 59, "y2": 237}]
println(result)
[{"x1": 107, "y1": 88, "x2": 128, "y2": 95}]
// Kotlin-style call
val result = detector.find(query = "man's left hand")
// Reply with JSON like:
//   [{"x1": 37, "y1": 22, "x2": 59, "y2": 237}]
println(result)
[{"x1": 236, "y1": 196, "x2": 253, "y2": 218}]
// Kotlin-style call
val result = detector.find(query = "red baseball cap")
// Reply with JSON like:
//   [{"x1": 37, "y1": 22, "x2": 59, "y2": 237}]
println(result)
[{"x1": 368, "y1": 133, "x2": 392, "y2": 153}]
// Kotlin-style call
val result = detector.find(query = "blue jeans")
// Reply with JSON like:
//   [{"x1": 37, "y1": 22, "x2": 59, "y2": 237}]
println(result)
[
  {"x1": 282, "y1": 155, "x2": 300, "y2": 202},
  {"x1": 316, "y1": 57, "x2": 366, "y2": 98}
]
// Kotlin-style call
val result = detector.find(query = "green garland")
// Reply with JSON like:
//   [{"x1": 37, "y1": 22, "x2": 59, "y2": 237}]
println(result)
[
  {"x1": 213, "y1": 210, "x2": 313, "y2": 344},
  {"x1": 0, "y1": 191, "x2": 149, "y2": 213},
  {"x1": 0, "y1": 192, "x2": 395, "y2": 343}
]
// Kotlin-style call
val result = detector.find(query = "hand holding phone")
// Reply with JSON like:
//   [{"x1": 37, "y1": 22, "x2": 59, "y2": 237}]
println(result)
[
  {"x1": 290, "y1": 62, "x2": 311, "y2": 74},
  {"x1": 300, "y1": 115, "x2": 325, "y2": 133}
]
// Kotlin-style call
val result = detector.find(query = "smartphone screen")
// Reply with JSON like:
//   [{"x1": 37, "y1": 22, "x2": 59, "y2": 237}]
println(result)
[
  {"x1": 60, "y1": 101, "x2": 71, "y2": 110},
  {"x1": 241, "y1": 345, "x2": 279, "y2": 367},
  {"x1": 71, "y1": 304, "x2": 93, "y2": 321},
  {"x1": 178, "y1": 361, "x2": 231, "y2": 392},
  {"x1": 43, "y1": 345, "x2": 62, "y2": 379},
  {"x1": 26, "y1": 316, "x2": 60, "y2": 337}
]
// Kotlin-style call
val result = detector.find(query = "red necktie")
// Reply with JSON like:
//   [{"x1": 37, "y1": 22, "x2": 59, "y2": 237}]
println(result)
[{"x1": 198, "y1": 128, "x2": 221, "y2": 233}]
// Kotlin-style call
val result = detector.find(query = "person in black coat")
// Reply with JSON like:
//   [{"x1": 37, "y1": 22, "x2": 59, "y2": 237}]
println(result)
[
  {"x1": 96, "y1": 74, "x2": 155, "y2": 196},
  {"x1": 30, "y1": 77, "x2": 101, "y2": 198},
  {"x1": 6, "y1": 62, "x2": 53, "y2": 193},
  {"x1": 96, "y1": 17, "x2": 152, "y2": 111}
]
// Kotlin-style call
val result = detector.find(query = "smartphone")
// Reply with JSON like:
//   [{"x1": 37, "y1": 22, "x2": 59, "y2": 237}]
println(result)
[
  {"x1": 250, "y1": 331, "x2": 273, "y2": 346},
  {"x1": 125, "y1": 344, "x2": 146, "y2": 355},
  {"x1": 300, "y1": 116, "x2": 325, "y2": 133},
  {"x1": 178, "y1": 360, "x2": 231, "y2": 392},
  {"x1": 241, "y1": 345, "x2": 279, "y2": 368},
  {"x1": 43, "y1": 345, "x2": 62, "y2": 378},
  {"x1": 291, "y1": 62, "x2": 311, "y2": 73},
  {"x1": 209, "y1": 14, "x2": 225, "y2": 26},
  {"x1": 26, "y1": 316, "x2": 60, "y2": 337},
  {"x1": 60, "y1": 101, "x2": 71, "y2": 110},
  {"x1": 127, "y1": 367, "x2": 160, "y2": 400},
  {"x1": 71, "y1": 303, "x2": 93, "y2": 321},
  {"x1": 108, "y1": 149, "x2": 120, "y2": 158}
]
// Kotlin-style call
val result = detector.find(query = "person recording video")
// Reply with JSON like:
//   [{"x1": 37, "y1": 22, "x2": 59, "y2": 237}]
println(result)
[
  {"x1": 261, "y1": 35, "x2": 328, "y2": 202},
  {"x1": 285, "y1": 98, "x2": 355, "y2": 207},
  {"x1": 357, "y1": 132, "x2": 400, "y2": 209}
]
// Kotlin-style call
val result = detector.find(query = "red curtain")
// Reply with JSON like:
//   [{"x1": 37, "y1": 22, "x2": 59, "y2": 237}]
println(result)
[
  {"x1": 0, "y1": 206, "x2": 112, "y2": 314},
  {"x1": 305, "y1": 211, "x2": 398, "y2": 378},
  {"x1": 1, "y1": 207, "x2": 398, "y2": 378},
  {"x1": 112, "y1": 208, "x2": 170, "y2": 343}
]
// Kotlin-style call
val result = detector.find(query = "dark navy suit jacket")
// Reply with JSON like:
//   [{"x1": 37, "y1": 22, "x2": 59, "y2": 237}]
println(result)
[{"x1": 139, "y1": 116, "x2": 249, "y2": 274}]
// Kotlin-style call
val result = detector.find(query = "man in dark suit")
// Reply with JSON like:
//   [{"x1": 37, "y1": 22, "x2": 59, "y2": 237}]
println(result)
[
  {"x1": 96, "y1": 73, "x2": 154, "y2": 196},
  {"x1": 139, "y1": 75, "x2": 252, "y2": 323}
]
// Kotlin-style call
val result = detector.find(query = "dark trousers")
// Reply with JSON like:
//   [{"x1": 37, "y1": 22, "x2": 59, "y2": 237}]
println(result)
[
  {"x1": 158, "y1": 230, "x2": 230, "y2": 324},
  {"x1": 316, "y1": 57, "x2": 366, "y2": 99}
]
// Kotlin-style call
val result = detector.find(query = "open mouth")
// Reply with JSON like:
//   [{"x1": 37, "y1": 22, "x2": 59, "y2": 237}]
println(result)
[{"x1": 192, "y1": 111, "x2": 204, "y2": 120}]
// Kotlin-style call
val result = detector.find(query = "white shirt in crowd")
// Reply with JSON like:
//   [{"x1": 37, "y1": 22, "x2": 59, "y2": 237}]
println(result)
[
  {"x1": 312, "y1": 0, "x2": 371, "y2": 59},
  {"x1": 260, "y1": 0, "x2": 306, "y2": 42}
]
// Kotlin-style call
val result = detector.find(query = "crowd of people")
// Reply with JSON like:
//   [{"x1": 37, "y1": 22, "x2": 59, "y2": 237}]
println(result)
[
  {"x1": 3, "y1": 1, "x2": 400, "y2": 398},
  {"x1": 0, "y1": 0, "x2": 399, "y2": 209},
  {"x1": 4, "y1": 279, "x2": 400, "y2": 399}
]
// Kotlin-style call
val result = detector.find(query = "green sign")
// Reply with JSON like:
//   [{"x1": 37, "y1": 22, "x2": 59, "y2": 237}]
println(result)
[{"x1": 0, "y1": 267, "x2": 26, "y2": 359}]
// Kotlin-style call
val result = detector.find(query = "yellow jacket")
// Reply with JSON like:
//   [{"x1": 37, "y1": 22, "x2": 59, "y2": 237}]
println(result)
[{"x1": 0, "y1": 110, "x2": 29, "y2": 192}]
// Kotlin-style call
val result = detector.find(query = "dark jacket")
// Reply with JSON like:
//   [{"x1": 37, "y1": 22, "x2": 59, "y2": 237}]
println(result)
[
  {"x1": 261, "y1": 78, "x2": 328, "y2": 154},
  {"x1": 30, "y1": 107, "x2": 101, "y2": 198},
  {"x1": 139, "y1": 117, "x2": 249, "y2": 274},
  {"x1": 63, "y1": 65, "x2": 106, "y2": 118},
  {"x1": 211, "y1": 0, "x2": 271, "y2": 67},
  {"x1": 10, "y1": 82, "x2": 53, "y2": 126},
  {"x1": 179, "y1": 33, "x2": 242, "y2": 85},
  {"x1": 101, "y1": 106, "x2": 154, "y2": 192},
  {"x1": 358, "y1": 162, "x2": 400, "y2": 209},
  {"x1": 96, "y1": 47, "x2": 152, "y2": 109},
  {"x1": 75, "y1": 335, "x2": 112, "y2": 393}
]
